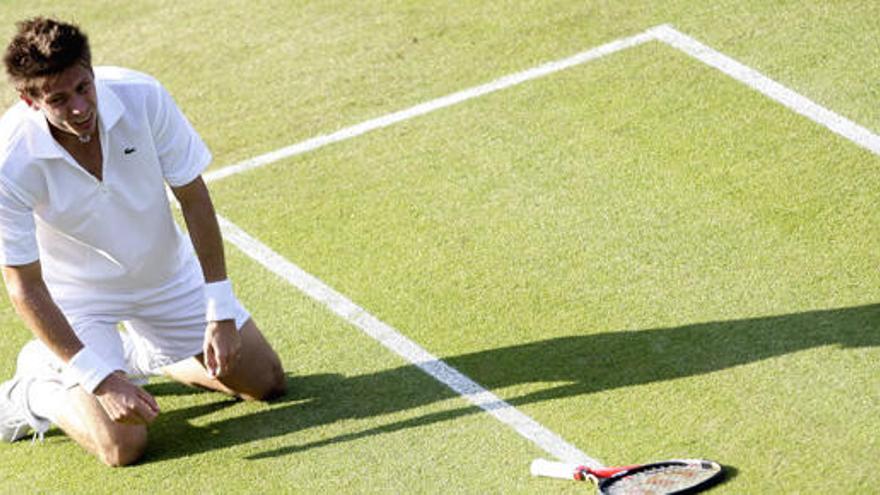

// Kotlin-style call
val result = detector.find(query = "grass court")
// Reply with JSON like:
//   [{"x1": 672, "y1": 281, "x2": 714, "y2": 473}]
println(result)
[{"x1": 0, "y1": 1, "x2": 878, "y2": 493}]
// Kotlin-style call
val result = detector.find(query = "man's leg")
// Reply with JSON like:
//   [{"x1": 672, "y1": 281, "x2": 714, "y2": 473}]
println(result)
[
  {"x1": 52, "y1": 383, "x2": 148, "y2": 467},
  {"x1": 161, "y1": 318, "x2": 286, "y2": 401},
  {"x1": 124, "y1": 264, "x2": 286, "y2": 402},
  {"x1": 2, "y1": 341, "x2": 148, "y2": 466}
]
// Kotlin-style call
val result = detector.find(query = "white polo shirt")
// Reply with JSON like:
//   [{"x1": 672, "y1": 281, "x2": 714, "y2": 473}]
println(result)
[{"x1": 0, "y1": 66, "x2": 210, "y2": 305}]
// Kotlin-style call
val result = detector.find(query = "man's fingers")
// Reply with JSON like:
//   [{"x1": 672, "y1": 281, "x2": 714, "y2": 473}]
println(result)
[
  {"x1": 138, "y1": 388, "x2": 160, "y2": 414},
  {"x1": 136, "y1": 399, "x2": 158, "y2": 424},
  {"x1": 204, "y1": 343, "x2": 220, "y2": 378},
  {"x1": 213, "y1": 349, "x2": 227, "y2": 378},
  {"x1": 204, "y1": 320, "x2": 242, "y2": 379},
  {"x1": 95, "y1": 374, "x2": 160, "y2": 425},
  {"x1": 218, "y1": 347, "x2": 235, "y2": 376},
  {"x1": 109, "y1": 404, "x2": 147, "y2": 425},
  {"x1": 212, "y1": 341, "x2": 239, "y2": 378},
  {"x1": 215, "y1": 343, "x2": 243, "y2": 378},
  {"x1": 112, "y1": 393, "x2": 159, "y2": 425}
]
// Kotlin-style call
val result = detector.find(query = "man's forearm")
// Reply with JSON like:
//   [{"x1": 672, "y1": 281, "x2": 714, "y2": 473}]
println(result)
[
  {"x1": 174, "y1": 177, "x2": 227, "y2": 283},
  {"x1": 4, "y1": 264, "x2": 84, "y2": 361},
  {"x1": 4, "y1": 263, "x2": 119, "y2": 393}
]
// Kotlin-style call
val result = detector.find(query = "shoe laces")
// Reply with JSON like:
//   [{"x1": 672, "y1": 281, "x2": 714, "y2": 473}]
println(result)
[
  {"x1": 4, "y1": 417, "x2": 47, "y2": 444},
  {"x1": 30, "y1": 429, "x2": 45, "y2": 444}
]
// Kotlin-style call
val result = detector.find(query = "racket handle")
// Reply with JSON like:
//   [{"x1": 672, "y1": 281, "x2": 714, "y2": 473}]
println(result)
[{"x1": 530, "y1": 459, "x2": 585, "y2": 480}]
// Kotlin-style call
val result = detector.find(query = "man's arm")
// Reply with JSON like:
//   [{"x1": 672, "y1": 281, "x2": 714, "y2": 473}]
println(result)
[
  {"x1": 3, "y1": 262, "x2": 84, "y2": 360},
  {"x1": 2, "y1": 261, "x2": 159, "y2": 424},
  {"x1": 171, "y1": 176, "x2": 241, "y2": 378},
  {"x1": 170, "y1": 176, "x2": 227, "y2": 283}
]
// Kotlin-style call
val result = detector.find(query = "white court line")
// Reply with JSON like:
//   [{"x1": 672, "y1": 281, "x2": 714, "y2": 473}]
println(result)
[
  {"x1": 216, "y1": 215, "x2": 600, "y2": 466},
  {"x1": 203, "y1": 24, "x2": 880, "y2": 468},
  {"x1": 206, "y1": 24, "x2": 879, "y2": 186},
  {"x1": 203, "y1": 27, "x2": 659, "y2": 183},
  {"x1": 653, "y1": 25, "x2": 880, "y2": 156}
]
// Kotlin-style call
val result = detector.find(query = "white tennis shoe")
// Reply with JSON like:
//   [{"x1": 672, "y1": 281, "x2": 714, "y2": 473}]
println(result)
[{"x1": 0, "y1": 375, "x2": 50, "y2": 443}]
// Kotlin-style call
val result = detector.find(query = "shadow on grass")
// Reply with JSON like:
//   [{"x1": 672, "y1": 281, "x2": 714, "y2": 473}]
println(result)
[{"x1": 142, "y1": 303, "x2": 878, "y2": 463}]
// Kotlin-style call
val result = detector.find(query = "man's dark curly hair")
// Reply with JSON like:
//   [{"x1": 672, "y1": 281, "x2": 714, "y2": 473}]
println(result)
[{"x1": 4, "y1": 17, "x2": 91, "y2": 97}]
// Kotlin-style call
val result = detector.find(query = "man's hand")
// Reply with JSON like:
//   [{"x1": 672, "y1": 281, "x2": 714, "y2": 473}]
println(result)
[
  {"x1": 94, "y1": 372, "x2": 160, "y2": 424},
  {"x1": 203, "y1": 320, "x2": 241, "y2": 378}
]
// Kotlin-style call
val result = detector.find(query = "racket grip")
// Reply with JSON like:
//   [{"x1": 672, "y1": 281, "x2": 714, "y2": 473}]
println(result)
[{"x1": 530, "y1": 459, "x2": 585, "y2": 480}]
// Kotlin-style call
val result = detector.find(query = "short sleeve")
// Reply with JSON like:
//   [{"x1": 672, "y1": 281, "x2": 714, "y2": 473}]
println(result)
[
  {"x1": 0, "y1": 179, "x2": 38, "y2": 265},
  {"x1": 150, "y1": 83, "x2": 212, "y2": 187}
]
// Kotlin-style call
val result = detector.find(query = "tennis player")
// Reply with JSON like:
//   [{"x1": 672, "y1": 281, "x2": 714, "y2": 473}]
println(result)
[{"x1": 0, "y1": 17, "x2": 285, "y2": 466}]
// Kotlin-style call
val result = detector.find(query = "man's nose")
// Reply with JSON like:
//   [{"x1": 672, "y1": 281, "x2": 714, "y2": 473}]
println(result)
[{"x1": 70, "y1": 95, "x2": 89, "y2": 115}]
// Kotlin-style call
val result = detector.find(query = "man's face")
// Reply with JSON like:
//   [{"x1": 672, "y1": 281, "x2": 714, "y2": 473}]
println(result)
[{"x1": 23, "y1": 63, "x2": 98, "y2": 141}]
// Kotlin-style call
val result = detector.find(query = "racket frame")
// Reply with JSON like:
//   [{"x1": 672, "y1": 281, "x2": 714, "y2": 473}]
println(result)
[{"x1": 531, "y1": 458, "x2": 725, "y2": 494}]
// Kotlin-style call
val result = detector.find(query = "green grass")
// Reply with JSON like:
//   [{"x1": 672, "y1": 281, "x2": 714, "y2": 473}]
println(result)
[{"x1": 0, "y1": 1, "x2": 878, "y2": 493}]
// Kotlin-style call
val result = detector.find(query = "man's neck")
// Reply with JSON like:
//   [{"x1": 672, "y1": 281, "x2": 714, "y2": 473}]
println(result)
[
  {"x1": 50, "y1": 124, "x2": 103, "y2": 181},
  {"x1": 50, "y1": 125, "x2": 98, "y2": 151}
]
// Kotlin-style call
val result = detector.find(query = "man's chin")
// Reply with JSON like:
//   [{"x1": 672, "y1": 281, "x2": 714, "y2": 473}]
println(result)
[
  {"x1": 69, "y1": 125, "x2": 96, "y2": 142},
  {"x1": 71, "y1": 114, "x2": 96, "y2": 136}
]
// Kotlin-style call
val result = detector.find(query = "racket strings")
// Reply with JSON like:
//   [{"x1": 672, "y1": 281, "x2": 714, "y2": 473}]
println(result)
[{"x1": 602, "y1": 464, "x2": 720, "y2": 495}]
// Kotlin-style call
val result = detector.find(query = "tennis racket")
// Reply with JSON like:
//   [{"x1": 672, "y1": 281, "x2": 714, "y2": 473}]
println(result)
[{"x1": 530, "y1": 458, "x2": 724, "y2": 494}]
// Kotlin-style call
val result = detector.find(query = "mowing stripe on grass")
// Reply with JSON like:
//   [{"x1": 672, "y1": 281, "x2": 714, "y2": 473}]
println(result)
[
  {"x1": 203, "y1": 26, "x2": 660, "y2": 183},
  {"x1": 653, "y1": 25, "x2": 880, "y2": 156},
  {"x1": 215, "y1": 214, "x2": 602, "y2": 467}
]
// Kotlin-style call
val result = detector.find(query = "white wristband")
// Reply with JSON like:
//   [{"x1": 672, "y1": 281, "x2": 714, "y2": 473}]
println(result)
[
  {"x1": 67, "y1": 347, "x2": 116, "y2": 394},
  {"x1": 205, "y1": 279, "x2": 238, "y2": 322}
]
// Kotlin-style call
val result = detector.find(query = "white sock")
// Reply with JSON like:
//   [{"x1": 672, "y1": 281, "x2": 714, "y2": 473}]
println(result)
[{"x1": 26, "y1": 378, "x2": 64, "y2": 424}]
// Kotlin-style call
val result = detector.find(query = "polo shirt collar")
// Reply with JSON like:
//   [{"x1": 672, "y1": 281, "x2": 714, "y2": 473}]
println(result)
[
  {"x1": 95, "y1": 78, "x2": 124, "y2": 132},
  {"x1": 24, "y1": 76, "x2": 124, "y2": 159}
]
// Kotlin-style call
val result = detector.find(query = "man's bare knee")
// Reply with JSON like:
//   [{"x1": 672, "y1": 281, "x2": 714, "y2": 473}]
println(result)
[
  {"x1": 264, "y1": 361, "x2": 287, "y2": 399},
  {"x1": 240, "y1": 360, "x2": 286, "y2": 401},
  {"x1": 98, "y1": 426, "x2": 148, "y2": 467}
]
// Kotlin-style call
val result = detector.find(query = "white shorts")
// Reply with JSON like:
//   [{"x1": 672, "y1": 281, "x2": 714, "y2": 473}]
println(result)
[{"x1": 41, "y1": 258, "x2": 250, "y2": 387}]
